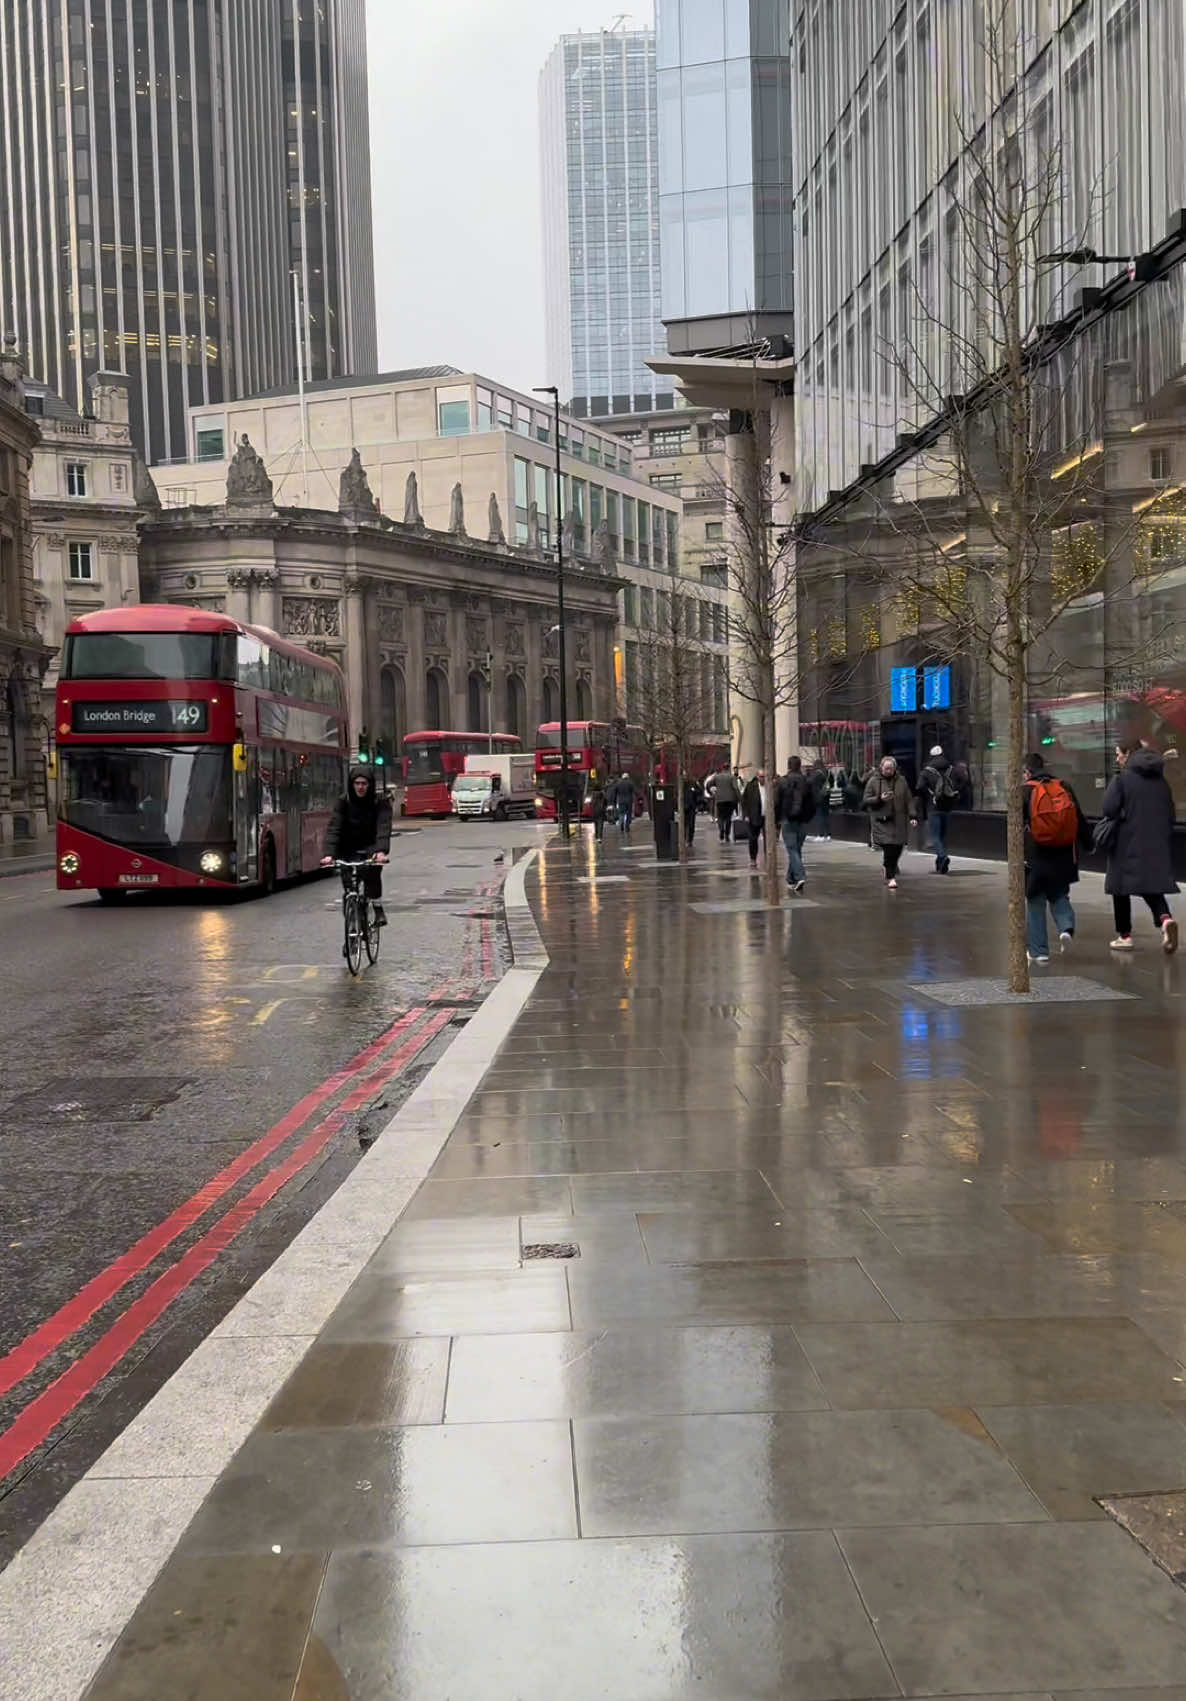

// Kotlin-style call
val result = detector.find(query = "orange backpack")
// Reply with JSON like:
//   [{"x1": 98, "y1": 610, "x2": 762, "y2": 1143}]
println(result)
[{"x1": 1027, "y1": 778, "x2": 1078, "y2": 847}]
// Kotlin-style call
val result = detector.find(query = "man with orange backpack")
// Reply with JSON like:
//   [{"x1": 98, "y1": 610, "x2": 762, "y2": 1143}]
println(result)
[{"x1": 1023, "y1": 752, "x2": 1091, "y2": 963}]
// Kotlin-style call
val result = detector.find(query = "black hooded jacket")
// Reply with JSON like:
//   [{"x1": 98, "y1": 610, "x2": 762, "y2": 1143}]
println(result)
[
  {"x1": 1100, "y1": 748, "x2": 1179, "y2": 897},
  {"x1": 326, "y1": 766, "x2": 393, "y2": 859}
]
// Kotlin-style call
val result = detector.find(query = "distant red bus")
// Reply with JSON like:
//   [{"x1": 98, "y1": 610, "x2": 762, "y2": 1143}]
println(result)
[
  {"x1": 402, "y1": 730, "x2": 521, "y2": 816},
  {"x1": 55, "y1": 606, "x2": 348, "y2": 900},
  {"x1": 655, "y1": 738, "x2": 730, "y2": 787},
  {"x1": 534, "y1": 719, "x2": 651, "y2": 820}
]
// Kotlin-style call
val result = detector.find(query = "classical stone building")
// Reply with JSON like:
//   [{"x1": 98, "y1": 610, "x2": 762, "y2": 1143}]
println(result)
[
  {"x1": 28, "y1": 373, "x2": 155, "y2": 731},
  {"x1": 138, "y1": 441, "x2": 621, "y2": 751},
  {"x1": 0, "y1": 337, "x2": 54, "y2": 841}
]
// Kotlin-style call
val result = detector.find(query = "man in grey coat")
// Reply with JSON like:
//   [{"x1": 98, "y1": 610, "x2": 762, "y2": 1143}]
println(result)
[
  {"x1": 1102, "y1": 743, "x2": 1179, "y2": 952},
  {"x1": 708, "y1": 763, "x2": 740, "y2": 842}
]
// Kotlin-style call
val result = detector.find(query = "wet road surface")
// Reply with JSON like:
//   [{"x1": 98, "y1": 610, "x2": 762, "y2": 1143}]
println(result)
[{"x1": 0, "y1": 818, "x2": 544, "y2": 1563}]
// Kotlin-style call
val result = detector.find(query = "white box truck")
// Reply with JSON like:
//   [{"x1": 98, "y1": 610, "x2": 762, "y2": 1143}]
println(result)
[{"x1": 452, "y1": 753, "x2": 538, "y2": 820}]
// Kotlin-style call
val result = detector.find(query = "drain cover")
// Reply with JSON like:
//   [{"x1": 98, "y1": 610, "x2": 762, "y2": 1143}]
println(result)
[
  {"x1": 4, "y1": 1076, "x2": 193, "y2": 1124},
  {"x1": 522, "y1": 1242, "x2": 580, "y2": 1260}
]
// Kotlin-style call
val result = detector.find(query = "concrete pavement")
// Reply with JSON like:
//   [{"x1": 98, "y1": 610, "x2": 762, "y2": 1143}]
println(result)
[{"x1": 11, "y1": 827, "x2": 1186, "y2": 1697}]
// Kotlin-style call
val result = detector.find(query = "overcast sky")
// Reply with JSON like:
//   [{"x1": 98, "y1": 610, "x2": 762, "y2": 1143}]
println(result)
[{"x1": 366, "y1": 0, "x2": 653, "y2": 393}]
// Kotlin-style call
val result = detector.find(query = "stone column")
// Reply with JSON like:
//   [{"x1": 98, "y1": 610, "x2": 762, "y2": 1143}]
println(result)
[
  {"x1": 450, "y1": 598, "x2": 468, "y2": 729},
  {"x1": 525, "y1": 615, "x2": 543, "y2": 730},
  {"x1": 225, "y1": 570, "x2": 251, "y2": 626},
  {"x1": 770, "y1": 388, "x2": 800, "y2": 768},
  {"x1": 406, "y1": 594, "x2": 426, "y2": 728},
  {"x1": 725, "y1": 416, "x2": 763, "y2": 770},
  {"x1": 343, "y1": 577, "x2": 367, "y2": 743}
]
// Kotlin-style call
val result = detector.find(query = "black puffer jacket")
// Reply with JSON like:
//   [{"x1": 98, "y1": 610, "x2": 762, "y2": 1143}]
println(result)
[
  {"x1": 326, "y1": 766, "x2": 393, "y2": 859},
  {"x1": 1101, "y1": 749, "x2": 1179, "y2": 897}
]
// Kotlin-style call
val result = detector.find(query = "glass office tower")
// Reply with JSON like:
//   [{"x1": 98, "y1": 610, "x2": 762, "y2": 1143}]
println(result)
[
  {"x1": 540, "y1": 28, "x2": 670, "y2": 417},
  {"x1": 0, "y1": 0, "x2": 377, "y2": 462}
]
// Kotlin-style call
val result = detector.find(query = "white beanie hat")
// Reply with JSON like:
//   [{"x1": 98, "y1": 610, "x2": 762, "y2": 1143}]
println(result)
[{"x1": 929, "y1": 745, "x2": 944, "y2": 757}]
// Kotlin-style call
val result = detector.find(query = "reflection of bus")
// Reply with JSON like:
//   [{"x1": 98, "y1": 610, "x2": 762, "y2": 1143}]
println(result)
[
  {"x1": 534, "y1": 720, "x2": 651, "y2": 820},
  {"x1": 401, "y1": 730, "x2": 521, "y2": 816},
  {"x1": 1032, "y1": 686, "x2": 1186, "y2": 812},
  {"x1": 799, "y1": 720, "x2": 880, "y2": 778},
  {"x1": 56, "y1": 606, "x2": 348, "y2": 901},
  {"x1": 654, "y1": 739, "x2": 730, "y2": 788}
]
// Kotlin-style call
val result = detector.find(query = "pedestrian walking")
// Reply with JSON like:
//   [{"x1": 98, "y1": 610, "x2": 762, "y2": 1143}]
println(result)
[
  {"x1": 708, "y1": 762, "x2": 740, "y2": 841},
  {"x1": 682, "y1": 775, "x2": 703, "y2": 846},
  {"x1": 919, "y1": 744, "x2": 959, "y2": 873},
  {"x1": 741, "y1": 767, "x2": 767, "y2": 868},
  {"x1": 611, "y1": 771, "x2": 635, "y2": 834},
  {"x1": 1022, "y1": 752, "x2": 1090, "y2": 963},
  {"x1": 774, "y1": 755, "x2": 814, "y2": 893},
  {"x1": 1100, "y1": 742, "x2": 1179, "y2": 953},
  {"x1": 862, "y1": 756, "x2": 916, "y2": 888},
  {"x1": 808, "y1": 760, "x2": 831, "y2": 840},
  {"x1": 590, "y1": 780, "x2": 608, "y2": 842}
]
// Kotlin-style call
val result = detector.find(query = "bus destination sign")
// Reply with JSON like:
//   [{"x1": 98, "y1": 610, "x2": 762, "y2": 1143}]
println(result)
[{"x1": 71, "y1": 700, "x2": 209, "y2": 735}]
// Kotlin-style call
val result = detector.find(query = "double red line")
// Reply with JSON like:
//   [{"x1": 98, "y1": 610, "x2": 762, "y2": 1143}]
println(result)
[{"x1": 0, "y1": 1003, "x2": 452, "y2": 1482}]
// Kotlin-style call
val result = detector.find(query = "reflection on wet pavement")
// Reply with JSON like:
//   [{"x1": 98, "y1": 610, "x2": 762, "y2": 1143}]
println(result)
[{"x1": 83, "y1": 835, "x2": 1186, "y2": 1697}]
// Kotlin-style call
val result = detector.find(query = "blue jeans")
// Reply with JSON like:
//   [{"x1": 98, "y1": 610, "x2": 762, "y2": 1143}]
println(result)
[
  {"x1": 781, "y1": 820, "x2": 808, "y2": 884},
  {"x1": 930, "y1": 809, "x2": 950, "y2": 866},
  {"x1": 1027, "y1": 889, "x2": 1075, "y2": 956},
  {"x1": 618, "y1": 804, "x2": 632, "y2": 832}
]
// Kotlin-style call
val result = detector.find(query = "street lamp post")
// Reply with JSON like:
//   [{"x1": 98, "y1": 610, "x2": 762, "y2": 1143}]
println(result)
[{"x1": 533, "y1": 383, "x2": 571, "y2": 840}]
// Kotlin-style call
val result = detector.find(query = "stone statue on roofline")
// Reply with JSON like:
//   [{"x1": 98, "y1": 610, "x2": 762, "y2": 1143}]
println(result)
[
  {"x1": 449, "y1": 482, "x2": 466, "y2": 536},
  {"x1": 225, "y1": 434, "x2": 273, "y2": 507},
  {"x1": 338, "y1": 447, "x2": 378, "y2": 517},
  {"x1": 403, "y1": 470, "x2": 423, "y2": 526},
  {"x1": 488, "y1": 492, "x2": 505, "y2": 545}
]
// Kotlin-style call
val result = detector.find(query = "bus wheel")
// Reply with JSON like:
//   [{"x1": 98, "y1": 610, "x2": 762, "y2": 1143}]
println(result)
[
  {"x1": 259, "y1": 839, "x2": 277, "y2": 897},
  {"x1": 97, "y1": 887, "x2": 127, "y2": 905}
]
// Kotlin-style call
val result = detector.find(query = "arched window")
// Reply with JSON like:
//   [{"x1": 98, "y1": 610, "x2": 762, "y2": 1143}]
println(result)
[
  {"x1": 467, "y1": 670, "x2": 488, "y2": 733},
  {"x1": 425, "y1": 667, "x2": 446, "y2": 731},
  {"x1": 542, "y1": 675, "x2": 557, "y2": 722},
  {"x1": 575, "y1": 677, "x2": 592, "y2": 719},
  {"x1": 380, "y1": 664, "x2": 406, "y2": 750},
  {"x1": 505, "y1": 672, "x2": 526, "y2": 741}
]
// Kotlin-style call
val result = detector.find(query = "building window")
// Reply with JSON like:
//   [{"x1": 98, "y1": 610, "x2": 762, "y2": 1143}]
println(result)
[
  {"x1": 649, "y1": 428, "x2": 687, "y2": 455},
  {"x1": 111, "y1": 463, "x2": 128, "y2": 493},
  {"x1": 68, "y1": 541, "x2": 95, "y2": 581},
  {"x1": 24, "y1": 393, "x2": 44, "y2": 417},
  {"x1": 66, "y1": 462, "x2": 88, "y2": 496},
  {"x1": 701, "y1": 563, "x2": 726, "y2": 589},
  {"x1": 649, "y1": 473, "x2": 681, "y2": 490},
  {"x1": 1151, "y1": 447, "x2": 1172, "y2": 482},
  {"x1": 438, "y1": 399, "x2": 471, "y2": 436},
  {"x1": 705, "y1": 521, "x2": 724, "y2": 543},
  {"x1": 195, "y1": 428, "x2": 224, "y2": 461}
]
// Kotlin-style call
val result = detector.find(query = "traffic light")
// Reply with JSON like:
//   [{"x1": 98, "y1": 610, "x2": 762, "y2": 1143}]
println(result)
[
  {"x1": 374, "y1": 738, "x2": 386, "y2": 767},
  {"x1": 357, "y1": 728, "x2": 370, "y2": 764}
]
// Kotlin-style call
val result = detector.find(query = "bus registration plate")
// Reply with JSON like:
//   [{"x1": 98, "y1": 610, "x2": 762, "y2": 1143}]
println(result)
[{"x1": 118, "y1": 873, "x2": 159, "y2": 885}]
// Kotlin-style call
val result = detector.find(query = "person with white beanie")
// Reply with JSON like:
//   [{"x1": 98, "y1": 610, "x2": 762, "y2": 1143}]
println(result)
[{"x1": 918, "y1": 744, "x2": 959, "y2": 873}]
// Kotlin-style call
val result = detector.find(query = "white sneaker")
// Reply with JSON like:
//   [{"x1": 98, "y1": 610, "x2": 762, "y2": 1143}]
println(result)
[
  {"x1": 1109, "y1": 936, "x2": 1134, "y2": 951},
  {"x1": 1027, "y1": 952, "x2": 1049, "y2": 964},
  {"x1": 1058, "y1": 932, "x2": 1073, "y2": 952},
  {"x1": 1163, "y1": 917, "x2": 1179, "y2": 955},
  {"x1": 887, "y1": 878, "x2": 898, "y2": 890}
]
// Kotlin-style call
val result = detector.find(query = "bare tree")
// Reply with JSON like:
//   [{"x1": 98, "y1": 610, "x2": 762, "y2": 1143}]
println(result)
[
  {"x1": 632, "y1": 565, "x2": 720, "y2": 863},
  {"x1": 795, "y1": 2, "x2": 1179, "y2": 990}
]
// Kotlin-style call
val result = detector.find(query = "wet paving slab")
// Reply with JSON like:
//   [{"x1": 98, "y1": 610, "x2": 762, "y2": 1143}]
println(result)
[{"x1": 74, "y1": 834, "x2": 1186, "y2": 1697}]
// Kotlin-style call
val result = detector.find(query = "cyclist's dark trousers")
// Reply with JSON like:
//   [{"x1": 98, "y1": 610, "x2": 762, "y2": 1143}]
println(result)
[{"x1": 340, "y1": 864, "x2": 383, "y2": 902}]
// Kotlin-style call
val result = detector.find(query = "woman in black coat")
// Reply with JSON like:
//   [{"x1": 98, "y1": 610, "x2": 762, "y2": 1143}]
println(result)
[
  {"x1": 861, "y1": 756, "x2": 917, "y2": 888},
  {"x1": 1101, "y1": 743, "x2": 1179, "y2": 952}
]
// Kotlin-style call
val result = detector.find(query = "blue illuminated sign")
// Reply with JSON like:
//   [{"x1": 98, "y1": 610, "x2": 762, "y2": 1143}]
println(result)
[
  {"x1": 922, "y1": 665, "x2": 952, "y2": 710},
  {"x1": 890, "y1": 667, "x2": 918, "y2": 712}
]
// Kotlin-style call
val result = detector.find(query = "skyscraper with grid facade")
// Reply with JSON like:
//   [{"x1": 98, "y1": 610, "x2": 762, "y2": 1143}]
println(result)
[
  {"x1": 540, "y1": 28, "x2": 672, "y2": 418},
  {"x1": 0, "y1": 0, "x2": 376, "y2": 464}
]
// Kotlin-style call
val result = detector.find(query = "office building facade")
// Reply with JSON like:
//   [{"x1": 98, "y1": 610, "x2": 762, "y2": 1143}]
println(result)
[
  {"x1": 656, "y1": 0, "x2": 794, "y2": 357},
  {"x1": 0, "y1": 0, "x2": 376, "y2": 466},
  {"x1": 540, "y1": 28, "x2": 672, "y2": 417},
  {"x1": 791, "y1": 0, "x2": 1186, "y2": 812}
]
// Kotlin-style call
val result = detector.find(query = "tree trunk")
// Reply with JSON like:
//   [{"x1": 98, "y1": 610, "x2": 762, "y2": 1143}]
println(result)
[
  {"x1": 676, "y1": 760, "x2": 688, "y2": 865},
  {"x1": 763, "y1": 700, "x2": 780, "y2": 906},
  {"x1": 1006, "y1": 634, "x2": 1029, "y2": 995}
]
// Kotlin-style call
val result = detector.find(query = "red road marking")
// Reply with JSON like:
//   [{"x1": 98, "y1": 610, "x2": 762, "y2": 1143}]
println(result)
[
  {"x1": 0, "y1": 1006, "x2": 429, "y2": 1402},
  {"x1": 0, "y1": 1009, "x2": 454, "y2": 1482}
]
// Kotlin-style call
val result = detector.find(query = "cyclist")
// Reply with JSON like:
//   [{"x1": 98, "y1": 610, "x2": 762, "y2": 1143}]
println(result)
[{"x1": 321, "y1": 766, "x2": 391, "y2": 925}]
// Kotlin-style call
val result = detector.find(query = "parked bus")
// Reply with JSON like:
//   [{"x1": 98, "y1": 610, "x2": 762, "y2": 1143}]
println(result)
[
  {"x1": 55, "y1": 606, "x2": 348, "y2": 901},
  {"x1": 534, "y1": 719, "x2": 651, "y2": 820},
  {"x1": 401, "y1": 730, "x2": 521, "y2": 816}
]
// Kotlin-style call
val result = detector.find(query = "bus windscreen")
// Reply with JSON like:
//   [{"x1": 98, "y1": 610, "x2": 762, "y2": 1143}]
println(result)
[{"x1": 62, "y1": 632, "x2": 230, "y2": 681}]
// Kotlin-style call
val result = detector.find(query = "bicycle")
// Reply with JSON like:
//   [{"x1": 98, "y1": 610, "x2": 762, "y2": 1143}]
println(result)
[{"x1": 333, "y1": 858, "x2": 381, "y2": 976}]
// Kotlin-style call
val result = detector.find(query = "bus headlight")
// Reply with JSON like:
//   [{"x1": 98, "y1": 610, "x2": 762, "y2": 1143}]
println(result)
[
  {"x1": 200, "y1": 850, "x2": 225, "y2": 874},
  {"x1": 59, "y1": 851, "x2": 80, "y2": 875}
]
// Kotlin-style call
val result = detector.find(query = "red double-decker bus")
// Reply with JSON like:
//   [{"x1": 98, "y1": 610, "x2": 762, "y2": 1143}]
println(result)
[
  {"x1": 55, "y1": 606, "x2": 348, "y2": 901},
  {"x1": 401, "y1": 730, "x2": 521, "y2": 816},
  {"x1": 534, "y1": 719, "x2": 651, "y2": 820}
]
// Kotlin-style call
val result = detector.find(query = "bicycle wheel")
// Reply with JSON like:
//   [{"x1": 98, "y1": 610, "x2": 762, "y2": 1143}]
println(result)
[
  {"x1": 363, "y1": 900, "x2": 380, "y2": 964},
  {"x1": 343, "y1": 893, "x2": 364, "y2": 976}
]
